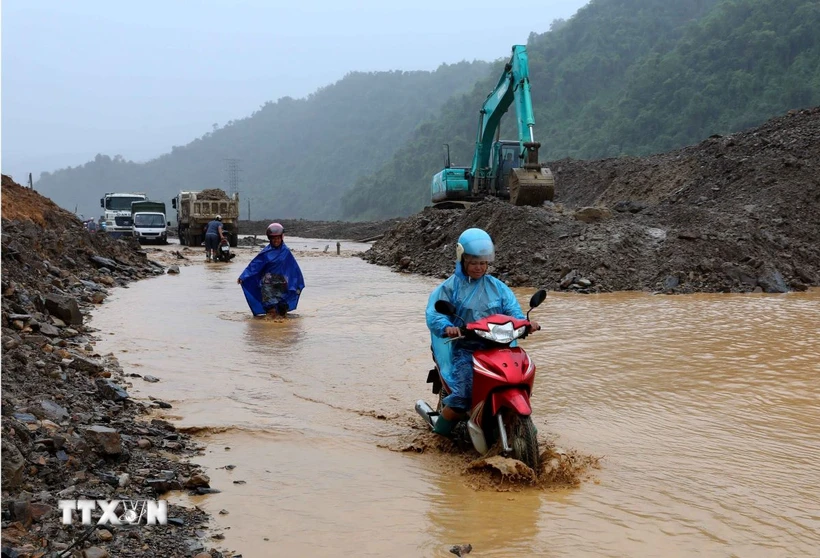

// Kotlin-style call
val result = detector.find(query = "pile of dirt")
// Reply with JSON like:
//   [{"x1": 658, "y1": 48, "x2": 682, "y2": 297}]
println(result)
[
  {"x1": 363, "y1": 107, "x2": 820, "y2": 294},
  {"x1": 197, "y1": 188, "x2": 229, "y2": 201},
  {"x1": 1, "y1": 176, "x2": 56, "y2": 226},
  {"x1": 1, "y1": 177, "x2": 232, "y2": 557}
]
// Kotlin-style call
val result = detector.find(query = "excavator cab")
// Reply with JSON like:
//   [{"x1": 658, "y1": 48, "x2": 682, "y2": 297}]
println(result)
[
  {"x1": 487, "y1": 140, "x2": 554, "y2": 205},
  {"x1": 492, "y1": 142, "x2": 522, "y2": 199}
]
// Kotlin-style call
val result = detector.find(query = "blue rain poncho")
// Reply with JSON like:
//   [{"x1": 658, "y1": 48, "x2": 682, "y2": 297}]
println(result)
[
  {"x1": 239, "y1": 243, "x2": 305, "y2": 316},
  {"x1": 426, "y1": 262, "x2": 525, "y2": 410}
]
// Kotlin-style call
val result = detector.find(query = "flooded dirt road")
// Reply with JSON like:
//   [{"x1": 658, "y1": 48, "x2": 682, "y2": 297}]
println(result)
[{"x1": 92, "y1": 239, "x2": 820, "y2": 557}]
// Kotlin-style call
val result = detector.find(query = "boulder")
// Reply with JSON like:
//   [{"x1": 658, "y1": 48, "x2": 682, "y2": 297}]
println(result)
[
  {"x1": 68, "y1": 353, "x2": 106, "y2": 375},
  {"x1": 95, "y1": 378, "x2": 129, "y2": 401},
  {"x1": 43, "y1": 294, "x2": 82, "y2": 325},
  {"x1": 84, "y1": 425, "x2": 122, "y2": 455},
  {"x1": 1, "y1": 438, "x2": 26, "y2": 488},
  {"x1": 573, "y1": 207, "x2": 613, "y2": 223}
]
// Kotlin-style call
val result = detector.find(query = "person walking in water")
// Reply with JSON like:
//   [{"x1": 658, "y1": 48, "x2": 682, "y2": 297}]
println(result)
[
  {"x1": 237, "y1": 222, "x2": 305, "y2": 318},
  {"x1": 204, "y1": 215, "x2": 225, "y2": 262}
]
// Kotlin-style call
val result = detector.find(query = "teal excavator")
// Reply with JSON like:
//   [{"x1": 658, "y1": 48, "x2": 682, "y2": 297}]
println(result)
[{"x1": 431, "y1": 45, "x2": 555, "y2": 208}]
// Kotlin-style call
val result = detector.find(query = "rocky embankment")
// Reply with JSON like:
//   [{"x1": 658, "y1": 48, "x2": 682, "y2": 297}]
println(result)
[
  {"x1": 1, "y1": 177, "x2": 231, "y2": 558},
  {"x1": 363, "y1": 107, "x2": 820, "y2": 294}
]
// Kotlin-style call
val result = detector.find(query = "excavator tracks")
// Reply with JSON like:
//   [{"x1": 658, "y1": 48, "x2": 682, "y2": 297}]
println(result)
[{"x1": 509, "y1": 167, "x2": 555, "y2": 206}]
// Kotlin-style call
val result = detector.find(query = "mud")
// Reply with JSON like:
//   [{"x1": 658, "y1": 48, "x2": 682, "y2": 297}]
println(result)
[
  {"x1": 383, "y1": 416, "x2": 599, "y2": 492},
  {"x1": 361, "y1": 107, "x2": 820, "y2": 294},
  {"x1": 293, "y1": 388, "x2": 598, "y2": 490}
]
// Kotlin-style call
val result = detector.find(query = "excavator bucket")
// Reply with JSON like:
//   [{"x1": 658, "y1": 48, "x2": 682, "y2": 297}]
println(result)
[{"x1": 509, "y1": 167, "x2": 555, "y2": 206}]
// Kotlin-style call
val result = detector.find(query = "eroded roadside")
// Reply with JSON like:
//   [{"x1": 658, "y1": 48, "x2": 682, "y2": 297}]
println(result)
[{"x1": 1, "y1": 177, "x2": 234, "y2": 558}]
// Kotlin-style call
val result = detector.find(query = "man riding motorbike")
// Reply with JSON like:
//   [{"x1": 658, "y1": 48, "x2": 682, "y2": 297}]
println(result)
[{"x1": 425, "y1": 228, "x2": 540, "y2": 438}]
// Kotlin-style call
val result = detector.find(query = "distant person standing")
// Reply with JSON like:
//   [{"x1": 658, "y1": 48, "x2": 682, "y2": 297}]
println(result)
[{"x1": 204, "y1": 215, "x2": 225, "y2": 262}]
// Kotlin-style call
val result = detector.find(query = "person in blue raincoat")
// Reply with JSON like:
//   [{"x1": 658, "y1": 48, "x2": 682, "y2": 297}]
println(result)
[
  {"x1": 426, "y1": 228, "x2": 540, "y2": 438},
  {"x1": 237, "y1": 222, "x2": 305, "y2": 317}
]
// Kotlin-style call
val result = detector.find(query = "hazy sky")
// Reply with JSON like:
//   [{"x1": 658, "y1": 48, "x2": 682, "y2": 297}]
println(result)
[{"x1": 2, "y1": 0, "x2": 589, "y2": 183}]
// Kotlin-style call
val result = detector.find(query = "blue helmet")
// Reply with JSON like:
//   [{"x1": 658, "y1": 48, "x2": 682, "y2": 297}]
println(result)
[{"x1": 456, "y1": 228, "x2": 495, "y2": 262}]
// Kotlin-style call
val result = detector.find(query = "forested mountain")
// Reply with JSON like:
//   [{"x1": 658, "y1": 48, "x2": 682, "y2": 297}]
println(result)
[
  {"x1": 35, "y1": 0, "x2": 820, "y2": 222},
  {"x1": 34, "y1": 61, "x2": 492, "y2": 220},
  {"x1": 342, "y1": 0, "x2": 820, "y2": 218}
]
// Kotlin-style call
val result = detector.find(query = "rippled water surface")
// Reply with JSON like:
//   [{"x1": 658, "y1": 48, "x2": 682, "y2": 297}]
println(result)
[{"x1": 92, "y1": 239, "x2": 820, "y2": 557}]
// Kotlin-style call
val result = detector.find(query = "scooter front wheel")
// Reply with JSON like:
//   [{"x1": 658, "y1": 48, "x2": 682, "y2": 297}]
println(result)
[{"x1": 505, "y1": 413, "x2": 540, "y2": 471}]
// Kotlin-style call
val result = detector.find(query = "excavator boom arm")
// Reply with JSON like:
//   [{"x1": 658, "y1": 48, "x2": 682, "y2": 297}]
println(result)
[
  {"x1": 470, "y1": 45, "x2": 536, "y2": 175},
  {"x1": 431, "y1": 44, "x2": 554, "y2": 208}
]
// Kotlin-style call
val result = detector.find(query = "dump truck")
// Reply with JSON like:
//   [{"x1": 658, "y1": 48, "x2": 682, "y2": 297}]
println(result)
[
  {"x1": 431, "y1": 45, "x2": 555, "y2": 208},
  {"x1": 131, "y1": 200, "x2": 169, "y2": 244},
  {"x1": 171, "y1": 189, "x2": 240, "y2": 247}
]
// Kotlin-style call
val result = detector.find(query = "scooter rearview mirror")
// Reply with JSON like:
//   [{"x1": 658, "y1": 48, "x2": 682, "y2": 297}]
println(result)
[
  {"x1": 529, "y1": 289, "x2": 547, "y2": 309},
  {"x1": 434, "y1": 300, "x2": 457, "y2": 316}
]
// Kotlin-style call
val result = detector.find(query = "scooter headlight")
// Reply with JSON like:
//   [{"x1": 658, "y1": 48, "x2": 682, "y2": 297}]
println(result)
[{"x1": 474, "y1": 322, "x2": 527, "y2": 343}]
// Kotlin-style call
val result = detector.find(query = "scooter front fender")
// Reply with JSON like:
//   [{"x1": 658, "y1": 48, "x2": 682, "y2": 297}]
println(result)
[{"x1": 490, "y1": 389, "x2": 532, "y2": 417}]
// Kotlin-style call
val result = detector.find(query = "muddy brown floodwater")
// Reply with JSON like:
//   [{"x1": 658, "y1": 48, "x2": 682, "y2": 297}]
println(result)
[{"x1": 91, "y1": 238, "x2": 820, "y2": 557}]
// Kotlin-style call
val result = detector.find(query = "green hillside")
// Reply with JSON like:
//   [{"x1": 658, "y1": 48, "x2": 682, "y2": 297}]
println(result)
[
  {"x1": 35, "y1": 0, "x2": 820, "y2": 222},
  {"x1": 342, "y1": 0, "x2": 820, "y2": 218},
  {"x1": 35, "y1": 61, "x2": 492, "y2": 220}
]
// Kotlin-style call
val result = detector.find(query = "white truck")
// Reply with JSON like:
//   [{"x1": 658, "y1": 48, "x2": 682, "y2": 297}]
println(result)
[
  {"x1": 131, "y1": 200, "x2": 170, "y2": 244},
  {"x1": 100, "y1": 192, "x2": 147, "y2": 238}
]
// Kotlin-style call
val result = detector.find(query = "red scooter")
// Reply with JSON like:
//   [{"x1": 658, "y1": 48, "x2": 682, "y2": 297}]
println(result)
[{"x1": 416, "y1": 290, "x2": 547, "y2": 470}]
